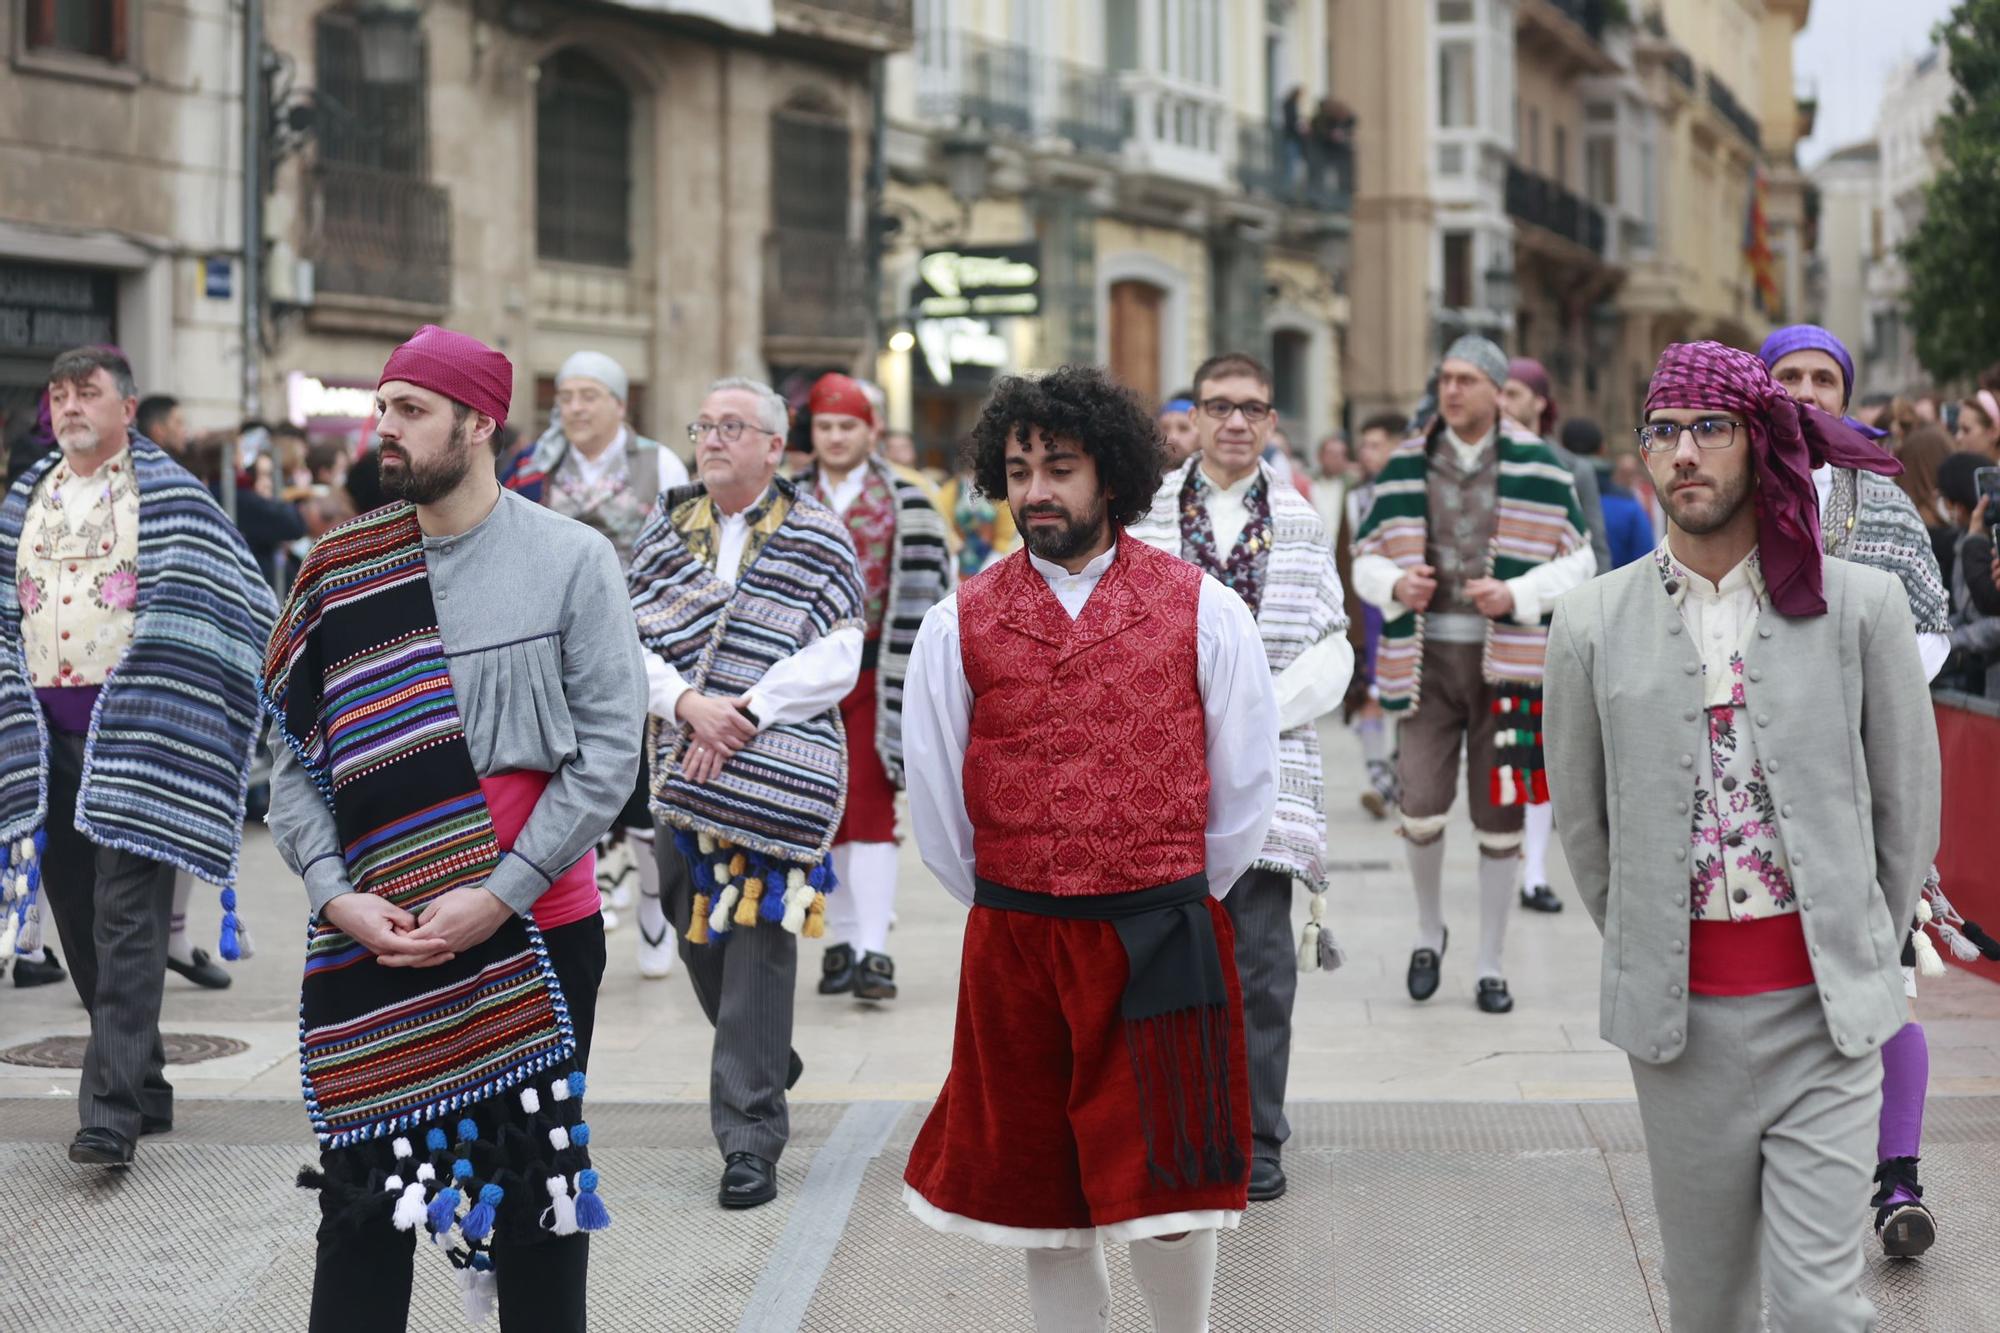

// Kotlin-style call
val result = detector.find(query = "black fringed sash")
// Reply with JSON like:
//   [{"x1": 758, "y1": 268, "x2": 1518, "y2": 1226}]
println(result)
[
  {"x1": 974, "y1": 875, "x2": 1245, "y2": 1193},
  {"x1": 1490, "y1": 681, "x2": 1548, "y2": 807}
]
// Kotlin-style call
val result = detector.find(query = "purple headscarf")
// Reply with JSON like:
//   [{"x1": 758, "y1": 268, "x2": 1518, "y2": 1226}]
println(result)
[
  {"x1": 1756, "y1": 324, "x2": 1888, "y2": 440},
  {"x1": 1645, "y1": 341, "x2": 1900, "y2": 618},
  {"x1": 1506, "y1": 357, "x2": 1558, "y2": 437}
]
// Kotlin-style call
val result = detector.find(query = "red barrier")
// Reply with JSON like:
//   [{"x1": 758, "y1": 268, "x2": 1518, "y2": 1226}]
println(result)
[{"x1": 1934, "y1": 695, "x2": 2000, "y2": 984}]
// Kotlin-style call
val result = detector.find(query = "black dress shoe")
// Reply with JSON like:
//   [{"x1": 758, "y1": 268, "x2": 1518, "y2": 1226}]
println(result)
[
  {"x1": 1247, "y1": 1157, "x2": 1288, "y2": 1202},
  {"x1": 12, "y1": 949, "x2": 65, "y2": 988},
  {"x1": 1476, "y1": 977, "x2": 1515, "y2": 1014},
  {"x1": 818, "y1": 943, "x2": 857, "y2": 995},
  {"x1": 719, "y1": 1152, "x2": 777, "y2": 1209},
  {"x1": 1406, "y1": 927, "x2": 1447, "y2": 1002},
  {"x1": 167, "y1": 947, "x2": 232, "y2": 990},
  {"x1": 68, "y1": 1126, "x2": 136, "y2": 1166},
  {"x1": 854, "y1": 951, "x2": 897, "y2": 1002},
  {"x1": 1519, "y1": 884, "x2": 1564, "y2": 913}
]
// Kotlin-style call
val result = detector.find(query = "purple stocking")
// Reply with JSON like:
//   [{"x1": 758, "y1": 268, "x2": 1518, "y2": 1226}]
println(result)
[{"x1": 1877, "y1": 1021, "x2": 1929, "y2": 1206}]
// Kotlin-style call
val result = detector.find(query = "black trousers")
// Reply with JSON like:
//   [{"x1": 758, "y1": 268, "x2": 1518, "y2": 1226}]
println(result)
[
  {"x1": 306, "y1": 913, "x2": 607, "y2": 1333},
  {"x1": 40, "y1": 729, "x2": 176, "y2": 1138}
]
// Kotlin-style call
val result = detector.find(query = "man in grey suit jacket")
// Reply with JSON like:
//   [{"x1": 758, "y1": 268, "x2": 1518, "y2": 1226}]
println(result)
[{"x1": 1545, "y1": 342, "x2": 1939, "y2": 1333}]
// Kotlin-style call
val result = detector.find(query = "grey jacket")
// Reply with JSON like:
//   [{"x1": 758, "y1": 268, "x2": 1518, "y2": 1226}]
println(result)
[
  {"x1": 1547, "y1": 437, "x2": 1612, "y2": 574},
  {"x1": 1544, "y1": 552, "x2": 1939, "y2": 1065}
]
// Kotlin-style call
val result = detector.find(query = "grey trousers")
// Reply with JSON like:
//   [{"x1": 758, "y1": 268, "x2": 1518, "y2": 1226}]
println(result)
[
  {"x1": 40, "y1": 730, "x2": 176, "y2": 1139},
  {"x1": 655, "y1": 829, "x2": 796, "y2": 1162},
  {"x1": 1226, "y1": 867, "x2": 1297, "y2": 1162},
  {"x1": 1629, "y1": 986, "x2": 1881, "y2": 1333}
]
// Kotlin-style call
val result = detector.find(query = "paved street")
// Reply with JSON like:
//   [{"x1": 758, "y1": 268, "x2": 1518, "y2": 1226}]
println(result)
[{"x1": 3, "y1": 722, "x2": 1998, "y2": 1330}]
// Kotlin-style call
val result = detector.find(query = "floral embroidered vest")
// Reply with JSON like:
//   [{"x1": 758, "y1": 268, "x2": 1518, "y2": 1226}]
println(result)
[
  {"x1": 825, "y1": 467, "x2": 897, "y2": 639},
  {"x1": 958, "y1": 541, "x2": 1208, "y2": 897}
]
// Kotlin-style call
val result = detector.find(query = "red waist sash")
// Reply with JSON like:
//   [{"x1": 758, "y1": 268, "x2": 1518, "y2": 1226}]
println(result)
[
  {"x1": 478, "y1": 769, "x2": 599, "y2": 931},
  {"x1": 1687, "y1": 914, "x2": 1815, "y2": 996}
]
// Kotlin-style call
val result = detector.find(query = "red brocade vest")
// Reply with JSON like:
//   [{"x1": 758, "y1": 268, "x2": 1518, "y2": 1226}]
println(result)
[{"x1": 959, "y1": 540, "x2": 1210, "y2": 897}]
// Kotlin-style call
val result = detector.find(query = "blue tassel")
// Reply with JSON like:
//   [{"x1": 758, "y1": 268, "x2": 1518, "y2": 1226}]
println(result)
[
  {"x1": 426, "y1": 1127, "x2": 449, "y2": 1153},
  {"x1": 461, "y1": 1182, "x2": 503, "y2": 1242},
  {"x1": 567, "y1": 1071, "x2": 586, "y2": 1100},
  {"x1": 574, "y1": 1169, "x2": 610, "y2": 1231},
  {"x1": 570, "y1": 1122, "x2": 590, "y2": 1148},
  {"x1": 426, "y1": 1186, "x2": 461, "y2": 1234},
  {"x1": 456, "y1": 1117, "x2": 480, "y2": 1143},
  {"x1": 217, "y1": 888, "x2": 241, "y2": 962},
  {"x1": 452, "y1": 1157, "x2": 474, "y2": 1182}
]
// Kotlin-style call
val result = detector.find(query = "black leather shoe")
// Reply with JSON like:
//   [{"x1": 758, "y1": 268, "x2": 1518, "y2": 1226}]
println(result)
[
  {"x1": 854, "y1": 951, "x2": 897, "y2": 1002},
  {"x1": 1519, "y1": 884, "x2": 1564, "y2": 913},
  {"x1": 1476, "y1": 977, "x2": 1515, "y2": 1014},
  {"x1": 1247, "y1": 1157, "x2": 1288, "y2": 1202},
  {"x1": 68, "y1": 1126, "x2": 136, "y2": 1166},
  {"x1": 719, "y1": 1152, "x2": 777, "y2": 1209},
  {"x1": 1407, "y1": 927, "x2": 1447, "y2": 1002},
  {"x1": 167, "y1": 947, "x2": 232, "y2": 990},
  {"x1": 12, "y1": 949, "x2": 64, "y2": 988},
  {"x1": 818, "y1": 943, "x2": 857, "y2": 995}
]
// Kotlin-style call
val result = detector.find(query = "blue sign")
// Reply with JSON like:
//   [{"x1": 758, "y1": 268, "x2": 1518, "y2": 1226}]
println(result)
[{"x1": 204, "y1": 257, "x2": 232, "y2": 300}]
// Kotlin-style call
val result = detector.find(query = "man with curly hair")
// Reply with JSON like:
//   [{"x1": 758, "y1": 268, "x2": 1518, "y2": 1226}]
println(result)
[
  {"x1": 1129, "y1": 351, "x2": 1353, "y2": 1206},
  {"x1": 900, "y1": 364, "x2": 1279, "y2": 1332}
]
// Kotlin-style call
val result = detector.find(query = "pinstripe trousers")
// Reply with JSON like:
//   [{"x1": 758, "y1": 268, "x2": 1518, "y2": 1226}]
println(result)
[
  {"x1": 1226, "y1": 867, "x2": 1298, "y2": 1163},
  {"x1": 39, "y1": 729, "x2": 176, "y2": 1139},
  {"x1": 655, "y1": 829, "x2": 796, "y2": 1161}
]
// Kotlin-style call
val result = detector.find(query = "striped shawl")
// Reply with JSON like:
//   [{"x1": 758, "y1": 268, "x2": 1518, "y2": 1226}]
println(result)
[
  {"x1": 1131, "y1": 458, "x2": 1348, "y2": 892},
  {"x1": 631, "y1": 478, "x2": 865, "y2": 872},
  {"x1": 0, "y1": 436, "x2": 276, "y2": 937},
  {"x1": 1822, "y1": 467, "x2": 1951, "y2": 634},
  {"x1": 802, "y1": 457, "x2": 954, "y2": 786},
  {"x1": 1353, "y1": 426, "x2": 1586, "y2": 713}
]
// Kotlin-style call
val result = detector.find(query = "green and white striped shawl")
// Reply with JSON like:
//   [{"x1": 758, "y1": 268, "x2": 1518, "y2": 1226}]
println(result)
[
  {"x1": 800, "y1": 457, "x2": 954, "y2": 788},
  {"x1": 1131, "y1": 458, "x2": 1348, "y2": 891},
  {"x1": 1354, "y1": 425, "x2": 1586, "y2": 713},
  {"x1": 630, "y1": 478, "x2": 865, "y2": 866}
]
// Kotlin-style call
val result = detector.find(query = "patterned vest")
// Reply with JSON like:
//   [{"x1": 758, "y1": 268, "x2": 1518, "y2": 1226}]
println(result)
[
  {"x1": 1423, "y1": 440, "x2": 1501, "y2": 618},
  {"x1": 958, "y1": 541, "x2": 1208, "y2": 897}
]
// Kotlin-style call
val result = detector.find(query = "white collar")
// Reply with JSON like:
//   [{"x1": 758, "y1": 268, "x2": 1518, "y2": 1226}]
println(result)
[
  {"x1": 1198, "y1": 461, "x2": 1259, "y2": 499},
  {"x1": 1028, "y1": 542, "x2": 1117, "y2": 585}
]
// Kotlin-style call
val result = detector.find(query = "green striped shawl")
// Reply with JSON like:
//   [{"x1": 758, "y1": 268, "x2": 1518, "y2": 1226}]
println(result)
[{"x1": 1354, "y1": 426, "x2": 1586, "y2": 712}]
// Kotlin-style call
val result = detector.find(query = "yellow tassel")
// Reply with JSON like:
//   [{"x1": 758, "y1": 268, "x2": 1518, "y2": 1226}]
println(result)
[
  {"x1": 686, "y1": 894, "x2": 711, "y2": 944},
  {"x1": 734, "y1": 877, "x2": 764, "y2": 928},
  {"x1": 802, "y1": 892, "x2": 827, "y2": 939},
  {"x1": 728, "y1": 852, "x2": 747, "y2": 878}
]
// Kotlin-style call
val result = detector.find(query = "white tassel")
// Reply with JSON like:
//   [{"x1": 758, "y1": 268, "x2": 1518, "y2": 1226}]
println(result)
[
  {"x1": 550, "y1": 1077, "x2": 571, "y2": 1104},
  {"x1": 519, "y1": 1086, "x2": 542, "y2": 1115},
  {"x1": 384, "y1": 1174, "x2": 404, "y2": 1192},
  {"x1": 780, "y1": 885, "x2": 809, "y2": 934},
  {"x1": 712, "y1": 861, "x2": 731, "y2": 887},
  {"x1": 391, "y1": 1136, "x2": 412, "y2": 1160},
  {"x1": 0, "y1": 914, "x2": 17, "y2": 959},
  {"x1": 415, "y1": 1163, "x2": 436, "y2": 1184},
  {"x1": 548, "y1": 1126, "x2": 570, "y2": 1152},
  {"x1": 697, "y1": 833, "x2": 716, "y2": 855},
  {"x1": 710, "y1": 886, "x2": 739, "y2": 935},
  {"x1": 457, "y1": 1263, "x2": 497, "y2": 1325},
  {"x1": 391, "y1": 1182, "x2": 429, "y2": 1231},
  {"x1": 1297, "y1": 921, "x2": 1321, "y2": 973},
  {"x1": 1913, "y1": 929, "x2": 1947, "y2": 979},
  {"x1": 546, "y1": 1176, "x2": 579, "y2": 1236},
  {"x1": 233, "y1": 920, "x2": 256, "y2": 962},
  {"x1": 1916, "y1": 897, "x2": 1934, "y2": 924}
]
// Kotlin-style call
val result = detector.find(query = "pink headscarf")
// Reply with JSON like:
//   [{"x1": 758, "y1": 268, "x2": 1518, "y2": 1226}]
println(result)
[
  {"x1": 1506, "y1": 357, "x2": 1558, "y2": 438},
  {"x1": 378, "y1": 325, "x2": 512, "y2": 426},
  {"x1": 1644, "y1": 341, "x2": 1899, "y2": 618}
]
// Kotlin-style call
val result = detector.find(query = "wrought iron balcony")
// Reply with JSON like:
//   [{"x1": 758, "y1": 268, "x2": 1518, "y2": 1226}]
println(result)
[
  {"x1": 1505, "y1": 162, "x2": 1608, "y2": 257},
  {"x1": 1237, "y1": 123, "x2": 1352, "y2": 214},
  {"x1": 309, "y1": 163, "x2": 452, "y2": 309},
  {"x1": 1054, "y1": 59, "x2": 1123, "y2": 156},
  {"x1": 763, "y1": 227, "x2": 867, "y2": 343},
  {"x1": 1705, "y1": 71, "x2": 1762, "y2": 149},
  {"x1": 916, "y1": 31, "x2": 1034, "y2": 136}
]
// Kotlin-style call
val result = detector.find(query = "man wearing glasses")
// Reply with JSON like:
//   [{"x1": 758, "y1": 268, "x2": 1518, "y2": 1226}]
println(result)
[
  {"x1": 1351, "y1": 335, "x2": 1592, "y2": 1015},
  {"x1": 1129, "y1": 351, "x2": 1352, "y2": 1203},
  {"x1": 1545, "y1": 341, "x2": 1937, "y2": 1331},
  {"x1": 630, "y1": 376, "x2": 864, "y2": 1210}
]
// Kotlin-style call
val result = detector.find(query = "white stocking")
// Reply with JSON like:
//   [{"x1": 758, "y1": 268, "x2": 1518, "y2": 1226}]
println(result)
[
  {"x1": 825, "y1": 841, "x2": 898, "y2": 955},
  {"x1": 1023, "y1": 1243, "x2": 1111, "y2": 1333},
  {"x1": 1128, "y1": 1230, "x2": 1218, "y2": 1333},
  {"x1": 632, "y1": 828, "x2": 667, "y2": 940},
  {"x1": 1521, "y1": 803, "x2": 1554, "y2": 889}
]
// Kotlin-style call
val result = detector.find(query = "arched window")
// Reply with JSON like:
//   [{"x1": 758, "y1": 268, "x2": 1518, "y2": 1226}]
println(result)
[{"x1": 537, "y1": 50, "x2": 634, "y2": 267}]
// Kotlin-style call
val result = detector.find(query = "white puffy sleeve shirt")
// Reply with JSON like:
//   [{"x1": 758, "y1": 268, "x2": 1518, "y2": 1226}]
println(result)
[{"x1": 902, "y1": 545, "x2": 1280, "y2": 908}]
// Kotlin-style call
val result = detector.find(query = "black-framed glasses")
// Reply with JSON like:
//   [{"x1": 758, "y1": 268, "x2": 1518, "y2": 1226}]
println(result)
[
  {"x1": 1199, "y1": 397, "x2": 1274, "y2": 424},
  {"x1": 687, "y1": 418, "x2": 768, "y2": 445},
  {"x1": 1634, "y1": 419, "x2": 1744, "y2": 454}
]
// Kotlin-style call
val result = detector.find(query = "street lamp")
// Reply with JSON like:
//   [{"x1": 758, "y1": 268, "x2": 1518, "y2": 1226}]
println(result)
[
  {"x1": 354, "y1": 0, "x2": 428, "y2": 84},
  {"x1": 941, "y1": 130, "x2": 992, "y2": 221}
]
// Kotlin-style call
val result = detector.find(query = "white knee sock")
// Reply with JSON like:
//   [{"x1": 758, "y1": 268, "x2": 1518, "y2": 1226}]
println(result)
[
  {"x1": 1521, "y1": 803, "x2": 1553, "y2": 890},
  {"x1": 1356, "y1": 715, "x2": 1387, "y2": 765},
  {"x1": 1405, "y1": 831, "x2": 1447, "y2": 952},
  {"x1": 1128, "y1": 1230, "x2": 1218, "y2": 1333},
  {"x1": 168, "y1": 871, "x2": 195, "y2": 964},
  {"x1": 1023, "y1": 1243, "x2": 1111, "y2": 1333},
  {"x1": 843, "y1": 842, "x2": 898, "y2": 955},
  {"x1": 824, "y1": 843, "x2": 859, "y2": 947},
  {"x1": 1476, "y1": 847, "x2": 1516, "y2": 980},
  {"x1": 633, "y1": 829, "x2": 667, "y2": 939}
]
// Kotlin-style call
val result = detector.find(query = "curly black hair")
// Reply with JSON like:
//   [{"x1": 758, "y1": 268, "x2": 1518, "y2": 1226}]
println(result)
[{"x1": 962, "y1": 364, "x2": 1167, "y2": 530}]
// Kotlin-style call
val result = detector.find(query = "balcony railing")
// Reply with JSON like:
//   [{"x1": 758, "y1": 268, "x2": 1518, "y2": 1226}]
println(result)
[
  {"x1": 918, "y1": 32, "x2": 1123, "y2": 156},
  {"x1": 1237, "y1": 123, "x2": 1352, "y2": 214},
  {"x1": 1119, "y1": 73, "x2": 1228, "y2": 185},
  {"x1": 309, "y1": 162, "x2": 452, "y2": 308},
  {"x1": 763, "y1": 227, "x2": 867, "y2": 343},
  {"x1": 1054, "y1": 59, "x2": 1123, "y2": 156},
  {"x1": 1505, "y1": 162, "x2": 1608, "y2": 257},
  {"x1": 1705, "y1": 71, "x2": 1762, "y2": 149}
]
